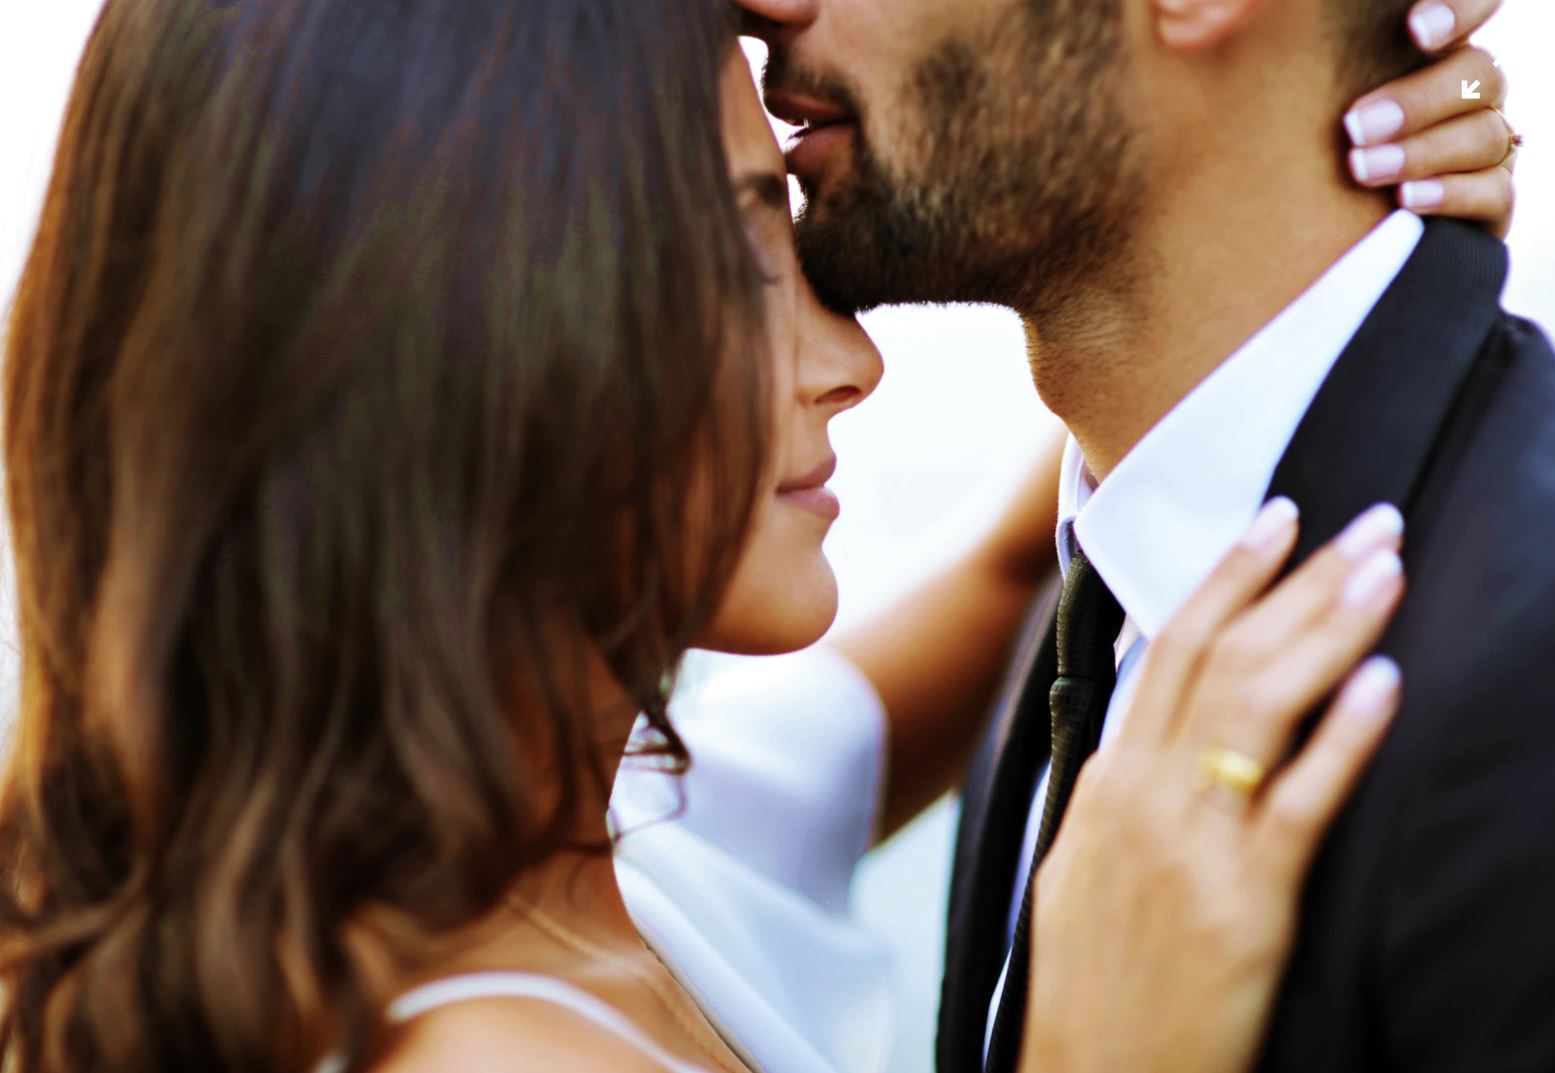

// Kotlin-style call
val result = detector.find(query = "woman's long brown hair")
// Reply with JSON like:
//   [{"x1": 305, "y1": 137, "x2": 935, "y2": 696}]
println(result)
[{"x1": 0, "y1": 1, "x2": 768, "y2": 1069}]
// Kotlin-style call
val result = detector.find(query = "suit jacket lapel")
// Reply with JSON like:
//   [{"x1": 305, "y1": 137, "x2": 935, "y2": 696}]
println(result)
[
  {"x1": 1266, "y1": 220, "x2": 1508, "y2": 558},
  {"x1": 939, "y1": 221, "x2": 1507, "y2": 1073},
  {"x1": 938, "y1": 582, "x2": 1060, "y2": 1073}
]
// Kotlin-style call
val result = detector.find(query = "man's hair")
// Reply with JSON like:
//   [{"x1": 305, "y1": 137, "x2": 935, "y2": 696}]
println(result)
[{"x1": 1329, "y1": 0, "x2": 1430, "y2": 101}]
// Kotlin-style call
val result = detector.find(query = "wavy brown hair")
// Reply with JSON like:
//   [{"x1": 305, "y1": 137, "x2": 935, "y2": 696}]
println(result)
[{"x1": 0, "y1": 0, "x2": 768, "y2": 1070}]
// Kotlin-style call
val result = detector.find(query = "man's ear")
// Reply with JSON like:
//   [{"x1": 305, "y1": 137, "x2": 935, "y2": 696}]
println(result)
[{"x1": 1152, "y1": 0, "x2": 1276, "y2": 51}]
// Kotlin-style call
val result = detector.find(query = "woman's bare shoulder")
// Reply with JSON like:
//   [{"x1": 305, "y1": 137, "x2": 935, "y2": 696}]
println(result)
[{"x1": 372, "y1": 994, "x2": 681, "y2": 1073}]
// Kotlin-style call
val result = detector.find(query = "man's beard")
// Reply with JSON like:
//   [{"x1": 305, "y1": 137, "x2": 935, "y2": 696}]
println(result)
[{"x1": 778, "y1": 0, "x2": 1143, "y2": 319}]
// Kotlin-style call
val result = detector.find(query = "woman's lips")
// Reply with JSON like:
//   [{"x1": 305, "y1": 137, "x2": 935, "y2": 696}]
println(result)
[
  {"x1": 777, "y1": 457, "x2": 841, "y2": 520},
  {"x1": 777, "y1": 485, "x2": 841, "y2": 521}
]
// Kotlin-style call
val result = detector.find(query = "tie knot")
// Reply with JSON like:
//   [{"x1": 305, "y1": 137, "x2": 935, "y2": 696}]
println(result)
[{"x1": 1055, "y1": 545, "x2": 1124, "y2": 681}]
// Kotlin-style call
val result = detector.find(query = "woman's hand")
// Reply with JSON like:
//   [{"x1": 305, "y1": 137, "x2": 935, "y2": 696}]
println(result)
[
  {"x1": 1346, "y1": 0, "x2": 1517, "y2": 237},
  {"x1": 1021, "y1": 498, "x2": 1406, "y2": 1073}
]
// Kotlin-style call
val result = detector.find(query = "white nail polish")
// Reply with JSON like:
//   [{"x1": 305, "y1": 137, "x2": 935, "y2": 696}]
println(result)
[
  {"x1": 1352, "y1": 145, "x2": 1406, "y2": 183},
  {"x1": 1401, "y1": 180, "x2": 1446, "y2": 210},
  {"x1": 1344, "y1": 110, "x2": 1368, "y2": 148},
  {"x1": 1337, "y1": 503, "x2": 1405, "y2": 559},
  {"x1": 1410, "y1": 2, "x2": 1457, "y2": 50},
  {"x1": 1243, "y1": 497, "x2": 1300, "y2": 550},
  {"x1": 1345, "y1": 99, "x2": 1406, "y2": 147},
  {"x1": 1343, "y1": 657, "x2": 1403, "y2": 717},
  {"x1": 1343, "y1": 550, "x2": 1404, "y2": 607}
]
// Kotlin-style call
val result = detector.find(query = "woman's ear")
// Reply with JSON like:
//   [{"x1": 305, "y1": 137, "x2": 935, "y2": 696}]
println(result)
[{"x1": 1153, "y1": 0, "x2": 1276, "y2": 51}]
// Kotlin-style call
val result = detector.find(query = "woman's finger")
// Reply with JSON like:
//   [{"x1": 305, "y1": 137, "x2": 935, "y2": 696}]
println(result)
[
  {"x1": 1200, "y1": 550, "x2": 1403, "y2": 780},
  {"x1": 1407, "y1": 0, "x2": 1503, "y2": 53},
  {"x1": 1115, "y1": 498, "x2": 1299, "y2": 747},
  {"x1": 1345, "y1": 47, "x2": 1506, "y2": 148},
  {"x1": 1198, "y1": 504, "x2": 1402, "y2": 678},
  {"x1": 1349, "y1": 108, "x2": 1514, "y2": 189},
  {"x1": 1398, "y1": 166, "x2": 1516, "y2": 239},
  {"x1": 1251, "y1": 658, "x2": 1403, "y2": 885}
]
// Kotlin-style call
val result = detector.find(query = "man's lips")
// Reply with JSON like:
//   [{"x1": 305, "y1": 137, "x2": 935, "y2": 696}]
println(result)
[
  {"x1": 764, "y1": 90, "x2": 859, "y2": 181},
  {"x1": 762, "y1": 90, "x2": 853, "y2": 130}
]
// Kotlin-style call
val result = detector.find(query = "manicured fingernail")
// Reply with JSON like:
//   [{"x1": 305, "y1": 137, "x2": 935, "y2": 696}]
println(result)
[
  {"x1": 1343, "y1": 656, "x2": 1403, "y2": 718},
  {"x1": 1401, "y1": 180, "x2": 1445, "y2": 210},
  {"x1": 1410, "y1": 2, "x2": 1457, "y2": 50},
  {"x1": 1345, "y1": 98, "x2": 1406, "y2": 147},
  {"x1": 1338, "y1": 503, "x2": 1405, "y2": 559},
  {"x1": 1243, "y1": 496, "x2": 1299, "y2": 550},
  {"x1": 1350, "y1": 144, "x2": 1406, "y2": 183},
  {"x1": 1343, "y1": 550, "x2": 1404, "y2": 607}
]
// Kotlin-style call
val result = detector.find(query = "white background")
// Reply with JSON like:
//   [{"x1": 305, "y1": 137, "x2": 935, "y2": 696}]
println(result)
[{"x1": 3, "y1": 5, "x2": 1553, "y2": 1072}]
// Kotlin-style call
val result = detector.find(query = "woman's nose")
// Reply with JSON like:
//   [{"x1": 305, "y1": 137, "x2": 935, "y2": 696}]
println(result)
[
  {"x1": 799, "y1": 307, "x2": 883, "y2": 416},
  {"x1": 734, "y1": 0, "x2": 819, "y2": 36}
]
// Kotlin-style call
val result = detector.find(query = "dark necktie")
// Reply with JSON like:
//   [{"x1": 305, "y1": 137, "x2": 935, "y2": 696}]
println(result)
[{"x1": 984, "y1": 541, "x2": 1124, "y2": 1073}]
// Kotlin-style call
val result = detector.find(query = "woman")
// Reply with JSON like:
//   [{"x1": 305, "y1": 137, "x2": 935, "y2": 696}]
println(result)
[{"x1": 0, "y1": 2, "x2": 1512, "y2": 1073}]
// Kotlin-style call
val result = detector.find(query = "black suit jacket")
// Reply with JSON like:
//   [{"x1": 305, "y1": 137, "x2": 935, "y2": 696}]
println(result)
[{"x1": 937, "y1": 219, "x2": 1555, "y2": 1073}]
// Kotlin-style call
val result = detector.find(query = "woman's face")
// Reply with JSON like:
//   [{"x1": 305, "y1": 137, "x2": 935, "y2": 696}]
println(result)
[{"x1": 699, "y1": 54, "x2": 884, "y2": 655}]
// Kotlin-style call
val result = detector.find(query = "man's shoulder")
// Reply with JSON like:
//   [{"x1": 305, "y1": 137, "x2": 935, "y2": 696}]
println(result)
[
  {"x1": 1379, "y1": 304, "x2": 1555, "y2": 765},
  {"x1": 1484, "y1": 309, "x2": 1555, "y2": 429},
  {"x1": 1412, "y1": 307, "x2": 1555, "y2": 564},
  {"x1": 1477, "y1": 307, "x2": 1555, "y2": 427},
  {"x1": 1272, "y1": 314, "x2": 1555, "y2": 1067}
]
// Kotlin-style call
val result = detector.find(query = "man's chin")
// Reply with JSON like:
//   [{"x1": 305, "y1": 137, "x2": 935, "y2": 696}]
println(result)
[
  {"x1": 795, "y1": 208, "x2": 952, "y2": 316},
  {"x1": 791, "y1": 138, "x2": 977, "y2": 314},
  {"x1": 793, "y1": 233, "x2": 881, "y2": 315}
]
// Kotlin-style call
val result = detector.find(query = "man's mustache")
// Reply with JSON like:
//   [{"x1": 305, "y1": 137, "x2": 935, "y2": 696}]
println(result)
[{"x1": 761, "y1": 50, "x2": 866, "y2": 124}]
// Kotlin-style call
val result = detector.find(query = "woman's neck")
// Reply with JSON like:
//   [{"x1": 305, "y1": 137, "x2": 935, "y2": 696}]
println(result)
[{"x1": 401, "y1": 649, "x2": 652, "y2": 974}]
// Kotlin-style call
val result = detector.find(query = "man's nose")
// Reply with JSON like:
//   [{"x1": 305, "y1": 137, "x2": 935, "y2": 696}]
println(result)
[{"x1": 734, "y1": 0, "x2": 819, "y2": 38}]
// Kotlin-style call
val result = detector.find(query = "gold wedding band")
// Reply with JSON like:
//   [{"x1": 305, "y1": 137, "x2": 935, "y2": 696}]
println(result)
[{"x1": 1194, "y1": 747, "x2": 1268, "y2": 801}]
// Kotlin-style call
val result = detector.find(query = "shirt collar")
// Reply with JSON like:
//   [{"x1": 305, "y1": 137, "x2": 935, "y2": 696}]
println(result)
[{"x1": 1056, "y1": 210, "x2": 1425, "y2": 637}]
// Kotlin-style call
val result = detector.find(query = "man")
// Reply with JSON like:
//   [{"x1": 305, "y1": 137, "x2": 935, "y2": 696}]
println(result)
[{"x1": 738, "y1": 0, "x2": 1550, "y2": 1070}]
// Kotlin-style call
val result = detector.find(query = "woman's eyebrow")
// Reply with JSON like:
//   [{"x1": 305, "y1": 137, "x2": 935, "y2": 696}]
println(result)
[{"x1": 734, "y1": 171, "x2": 792, "y2": 211}]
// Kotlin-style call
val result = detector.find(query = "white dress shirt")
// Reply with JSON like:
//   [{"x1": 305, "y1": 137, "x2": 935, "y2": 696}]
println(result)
[
  {"x1": 613, "y1": 647, "x2": 896, "y2": 1073},
  {"x1": 983, "y1": 210, "x2": 1426, "y2": 1057}
]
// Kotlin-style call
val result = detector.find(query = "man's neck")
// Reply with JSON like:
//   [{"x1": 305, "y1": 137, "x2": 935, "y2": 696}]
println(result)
[{"x1": 1025, "y1": 135, "x2": 1395, "y2": 482}]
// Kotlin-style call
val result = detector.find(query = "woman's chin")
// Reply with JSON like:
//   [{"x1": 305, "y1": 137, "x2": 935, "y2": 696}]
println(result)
[{"x1": 698, "y1": 560, "x2": 839, "y2": 656}]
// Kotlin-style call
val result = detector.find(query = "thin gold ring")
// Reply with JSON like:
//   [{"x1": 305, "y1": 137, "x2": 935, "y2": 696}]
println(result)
[
  {"x1": 1492, "y1": 106, "x2": 1524, "y2": 163},
  {"x1": 1194, "y1": 746, "x2": 1268, "y2": 801}
]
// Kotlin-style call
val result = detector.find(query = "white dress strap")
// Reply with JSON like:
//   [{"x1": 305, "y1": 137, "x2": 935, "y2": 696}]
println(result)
[{"x1": 387, "y1": 971, "x2": 716, "y2": 1073}]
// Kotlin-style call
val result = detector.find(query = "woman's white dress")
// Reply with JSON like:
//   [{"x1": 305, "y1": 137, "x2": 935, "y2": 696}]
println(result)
[
  {"x1": 320, "y1": 647, "x2": 894, "y2": 1073},
  {"x1": 611, "y1": 647, "x2": 895, "y2": 1073}
]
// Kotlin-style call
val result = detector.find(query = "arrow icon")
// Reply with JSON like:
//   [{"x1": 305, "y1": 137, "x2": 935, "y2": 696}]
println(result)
[{"x1": 1462, "y1": 79, "x2": 1482, "y2": 99}]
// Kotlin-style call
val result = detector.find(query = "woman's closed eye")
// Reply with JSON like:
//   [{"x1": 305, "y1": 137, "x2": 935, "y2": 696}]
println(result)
[{"x1": 736, "y1": 170, "x2": 798, "y2": 282}]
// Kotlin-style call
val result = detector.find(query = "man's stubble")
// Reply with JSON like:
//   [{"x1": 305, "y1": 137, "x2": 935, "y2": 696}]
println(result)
[{"x1": 786, "y1": 0, "x2": 1147, "y2": 328}]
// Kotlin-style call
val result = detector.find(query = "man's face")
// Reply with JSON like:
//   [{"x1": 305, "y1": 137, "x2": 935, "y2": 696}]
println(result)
[{"x1": 751, "y1": 0, "x2": 1146, "y2": 317}]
